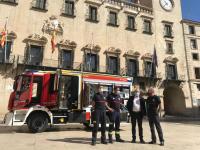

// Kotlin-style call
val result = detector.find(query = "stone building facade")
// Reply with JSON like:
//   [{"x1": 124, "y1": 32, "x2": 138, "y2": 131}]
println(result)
[
  {"x1": 0, "y1": 0, "x2": 196, "y2": 117},
  {"x1": 182, "y1": 19, "x2": 200, "y2": 115}
]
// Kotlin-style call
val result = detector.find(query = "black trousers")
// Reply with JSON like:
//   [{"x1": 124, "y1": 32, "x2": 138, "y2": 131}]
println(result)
[
  {"x1": 130, "y1": 112, "x2": 144, "y2": 140},
  {"x1": 108, "y1": 111, "x2": 120, "y2": 135},
  {"x1": 148, "y1": 115, "x2": 164, "y2": 142},
  {"x1": 92, "y1": 109, "x2": 106, "y2": 141}
]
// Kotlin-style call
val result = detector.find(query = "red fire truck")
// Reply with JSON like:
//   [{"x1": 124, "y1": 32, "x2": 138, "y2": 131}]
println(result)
[{"x1": 4, "y1": 69, "x2": 132, "y2": 133}]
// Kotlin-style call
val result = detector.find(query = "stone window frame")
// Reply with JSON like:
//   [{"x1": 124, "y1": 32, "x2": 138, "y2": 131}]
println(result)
[
  {"x1": 104, "y1": 47, "x2": 121, "y2": 75},
  {"x1": 0, "y1": 31, "x2": 17, "y2": 63},
  {"x1": 57, "y1": 40, "x2": 77, "y2": 69},
  {"x1": 0, "y1": 0, "x2": 18, "y2": 5},
  {"x1": 163, "y1": 56, "x2": 179, "y2": 80},
  {"x1": 125, "y1": 14, "x2": 137, "y2": 31},
  {"x1": 31, "y1": 0, "x2": 49, "y2": 12},
  {"x1": 123, "y1": 50, "x2": 140, "y2": 77},
  {"x1": 141, "y1": 16, "x2": 153, "y2": 35},
  {"x1": 165, "y1": 40, "x2": 174, "y2": 54},
  {"x1": 61, "y1": 0, "x2": 78, "y2": 18},
  {"x1": 23, "y1": 34, "x2": 48, "y2": 65},
  {"x1": 162, "y1": 21, "x2": 174, "y2": 39},
  {"x1": 190, "y1": 38, "x2": 198, "y2": 50},
  {"x1": 81, "y1": 44, "x2": 101, "y2": 72},
  {"x1": 141, "y1": 53, "x2": 157, "y2": 77},
  {"x1": 85, "y1": 4, "x2": 100, "y2": 23},
  {"x1": 188, "y1": 25, "x2": 196, "y2": 35},
  {"x1": 192, "y1": 53, "x2": 199, "y2": 61},
  {"x1": 106, "y1": 7, "x2": 121, "y2": 27},
  {"x1": 194, "y1": 67, "x2": 200, "y2": 79}
]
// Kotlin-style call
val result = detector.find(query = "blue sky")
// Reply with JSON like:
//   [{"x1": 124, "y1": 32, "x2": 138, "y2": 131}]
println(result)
[{"x1": 181, "y1": 0, "x2": 200, "y2": 21}]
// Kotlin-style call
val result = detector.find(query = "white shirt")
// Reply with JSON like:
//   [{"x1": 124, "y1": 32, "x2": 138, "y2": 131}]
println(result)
[{"x1": 132, "y1": 92, "x2": 141, "y2": 112}]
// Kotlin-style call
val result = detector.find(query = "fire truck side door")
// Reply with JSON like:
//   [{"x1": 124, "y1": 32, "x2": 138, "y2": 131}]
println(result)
[{"x1": 14, "y1": 76, "x2": 32, "y2": 108}]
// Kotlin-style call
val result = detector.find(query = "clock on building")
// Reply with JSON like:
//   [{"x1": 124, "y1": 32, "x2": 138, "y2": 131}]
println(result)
[{"x1": 160, "y1": 0, "x2": 174, "y2": 11}]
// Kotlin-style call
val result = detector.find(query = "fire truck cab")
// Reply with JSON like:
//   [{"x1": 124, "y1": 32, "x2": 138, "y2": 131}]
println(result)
[{"x1": 4, "y1": 69, "x2": 132, "y2": 133}]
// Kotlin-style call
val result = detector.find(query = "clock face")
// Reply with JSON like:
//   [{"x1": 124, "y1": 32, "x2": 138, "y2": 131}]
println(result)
[{"x1": 160, "y1": 0, "x2": 174, "y2": 11}]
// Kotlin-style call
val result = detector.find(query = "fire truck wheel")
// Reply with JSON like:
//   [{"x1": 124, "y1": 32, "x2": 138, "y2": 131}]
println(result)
[{"x1": 27, "y1": 113, "x2": 48, "y2": 133}]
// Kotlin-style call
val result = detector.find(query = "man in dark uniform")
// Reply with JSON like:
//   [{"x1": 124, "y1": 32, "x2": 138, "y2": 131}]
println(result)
[
  {"x1": 146, "y1": 87, "x2": 164, "y2": 146},
  {"x1": 107, "y1": 86, "x2": 124, "y2": 143},
  {"x1": 126, "y1": 84, "x2": 146, "y2": 143},
  {"x1": 91, "y1": 85, "x2": 113, "y2": 146}
]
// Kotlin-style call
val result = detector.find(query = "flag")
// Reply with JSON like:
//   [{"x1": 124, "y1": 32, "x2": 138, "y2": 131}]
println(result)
[
  {"x1": 152, "y1": 46, "x2": 158, "y2": 68},
  {"x1": 51, "y1": 30, "x2": 56, "y2": 53},
  {"x1": 0, "y1": 30, "x2": 6, "y2": 48}
]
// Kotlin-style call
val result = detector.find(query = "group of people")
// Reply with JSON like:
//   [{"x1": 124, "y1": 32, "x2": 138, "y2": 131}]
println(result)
[{"x1": 91, "y1": 84, "x2": 164, "y2": 146}]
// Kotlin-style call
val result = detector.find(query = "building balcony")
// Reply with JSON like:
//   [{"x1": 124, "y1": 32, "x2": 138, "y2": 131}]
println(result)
[
  {"x1": 17, "y1": 55, "x2": 82, "y2": 70},
  {"x1": 105, "y1": 0, "x2": 153, "y2": 15},
  {"x1": 0, "y1": 55, "x2": 15, "y2": 64},
  {"x1": 164, "y1": 32, "x2": 174, "y2": 39},
  {"x1": 165, "y1": 74, "x2": 186, "y2": 81}
]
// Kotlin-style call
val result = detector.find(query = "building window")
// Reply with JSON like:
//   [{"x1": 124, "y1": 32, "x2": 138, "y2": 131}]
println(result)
[
  {"x1": 196, "y1": 84, "x2": 200, "y2": 91},
  {"x1": 166, "y1": 64, "x2": 177, "y2": 80},
  {"x1": 144, "y1": 61, "x2": 156, "y2": 77},
  {"x1": 108, "y1": 11, "x2": 118, "y2": 27},
  {"x1": 194, "y1": 68, "x2": 200, "y2": 79},
  {"x1": 189, "y1": 25, "x2": 195, "y2": 35},
  {"x1": 28, "y1": 45, "x2": 43, "y2": 66},
  {"x1": 1, "y1": 0, "x2": 18, "y2": 4},
  {"x1": 84, "y1": 53, "x2": 98, "y2": 72},
  {"x1": 143, "y1": 20, "x2": 152, "y2": 34},
  {"x1": 192, "y1": 53, "x2": 199, "y2": 61},
  {"x1": 60, "y1": 50, "x2": 73, "y2": 69},
  {"x1": 107, "y1": 56, "x2": 119, "y2": 75},
  {"x1": 33, "y1": 0, "x2": 47, "y2": 10},
  {"x1": 0, "y1": 41, "x2": 12, "y2": 63},
  {"x1": 126, "y1": 15, "x2": 136, "y2": 30},
  {"x1": 191, "y1": 39, "x2": 198, "y2": 49},
  {"x1": 164, "y1": 24, "x2": 173, "y2": 38},
  {"x1": 87, "y1": 6, "x2": 98, "y2": 22},
  {"x1": 63, "y1": 0, "x2": 75, "y2": 16},
  {"x1": 127, "y1": 59, "x2": 138, "y2": 76},
  {"x1": 166, "y1": 41, "x2": 174, "y2": 54}
]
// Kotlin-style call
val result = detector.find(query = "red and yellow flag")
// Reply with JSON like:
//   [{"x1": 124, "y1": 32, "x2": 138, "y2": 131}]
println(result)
[
  {"x1": 0, "y1": 30, "x2": 6, "y2": 48},
  {"x1": 51, "y1": 31, "x2": 56, "y2": 53}
]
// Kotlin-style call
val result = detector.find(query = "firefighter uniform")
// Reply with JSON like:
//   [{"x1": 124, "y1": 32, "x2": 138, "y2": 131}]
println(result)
[
  {"x1": 146, "y1": 95, "x2": 164, "y2": 145},
  {"x1": 92, "y1": 92, "x2": 107, "y2": 145},
  {"x1": 107, "y1": 93, "x2": 124, "y2": 143}
]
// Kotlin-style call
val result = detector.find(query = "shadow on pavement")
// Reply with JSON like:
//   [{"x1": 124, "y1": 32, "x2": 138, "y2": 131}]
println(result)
[
  {"x1": 48, "y1": 138, "x2": 131, "y2": 145},
  {"x1": 48, "y1": 137, "x2": 92, "y2": 145}
]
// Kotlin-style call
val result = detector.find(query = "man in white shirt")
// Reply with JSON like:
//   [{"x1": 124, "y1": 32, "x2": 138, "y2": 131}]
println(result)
[{"x1": 126, "y1": 84, "x2": 146, "y2": 143}]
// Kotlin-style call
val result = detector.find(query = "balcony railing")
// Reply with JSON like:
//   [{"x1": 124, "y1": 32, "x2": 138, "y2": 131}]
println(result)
[
  {"x1": 0, "y1": 55, "x2": 15, "y2": 64},
  {"x1": 17, "y1": 55, "x2": 82, "y2": 70},
  {"x1": 105, "y1": 0, "x2": 153, "y2": 15},
  {"x1": 166, "y1": 74, "x2": 186, "y2": 81}
]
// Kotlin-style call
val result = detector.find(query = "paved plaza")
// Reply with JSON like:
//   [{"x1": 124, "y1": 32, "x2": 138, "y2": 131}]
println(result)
[{"x1": 0, "y1": 121, "x2": 199, "y2": 150}]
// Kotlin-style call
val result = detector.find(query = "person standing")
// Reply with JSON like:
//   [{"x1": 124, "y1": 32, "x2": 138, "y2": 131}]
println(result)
[
  {"x1": 91, "y1": 85, "x2": 113, "y2": 146},
  {"x1": 107, "y1": 86, "x2": 125, "y2": 143},
  {"x1": 146, "y1": 87, "x2": 164, "y2": 146},
  {"x1": 126, "y1": 84, "x2": 146, "y2": 144}
]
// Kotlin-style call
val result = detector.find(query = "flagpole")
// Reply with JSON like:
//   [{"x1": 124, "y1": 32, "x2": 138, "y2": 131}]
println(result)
[{"x1": 4, "y1": 17, "x2": 8, "y2": 63}]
